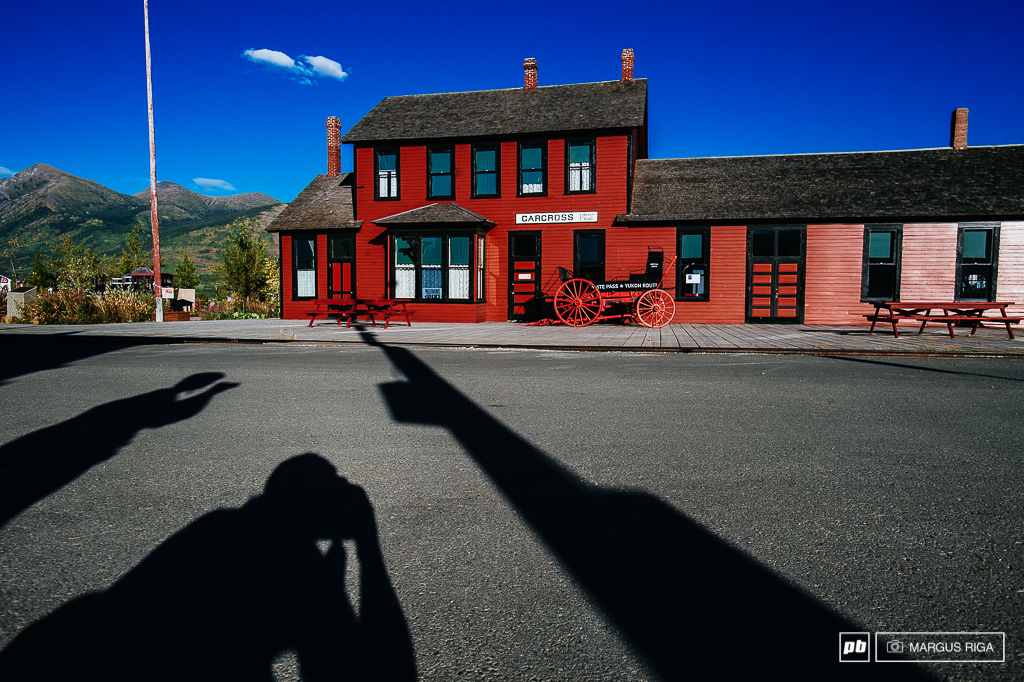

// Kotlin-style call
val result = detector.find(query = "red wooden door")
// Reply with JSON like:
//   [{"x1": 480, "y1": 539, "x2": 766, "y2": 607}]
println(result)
[
  {"x1": 747, "y1": 227, "x2": 805, "y2": 322},
  {"x1": 508, "y1": 232, "x2": 541, "y2": 321}
]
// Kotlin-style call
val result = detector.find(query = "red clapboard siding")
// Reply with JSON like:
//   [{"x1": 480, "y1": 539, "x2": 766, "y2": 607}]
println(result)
[
  {"x1": 996, "y1": 221, "x2": 1024, "y2": 323},
  {"x1": 673, "y1": 226, "x2": 746, "y2": 323},
  {"x1": 900, "y1": 223, "x2": 958, "y2": 300},
  {"x1": 346, "y1": 135, "x2": 637, "y2": 323},
  {"x1": 804, "y1": 225, "x2": 876, "y2": 325}
]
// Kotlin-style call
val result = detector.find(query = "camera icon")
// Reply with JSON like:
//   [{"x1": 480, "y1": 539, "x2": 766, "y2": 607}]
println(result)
[{"x1": 887, "y1": 640, "x2": 904, "y2": 654}]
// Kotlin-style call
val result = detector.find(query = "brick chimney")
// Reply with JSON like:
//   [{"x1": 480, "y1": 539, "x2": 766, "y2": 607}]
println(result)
[
  {"x1": 326, "y1": 116, "x2": 341, "y2": 177},
  {"x1": 621, "y1": 48, "x2": 634, "y2": 83},
  {"x1": 524, "y1": 58, "x2": 537, "y2": 90},
  {"x1": 950, "y1": 108, "x2": 968, "y2": 150}
]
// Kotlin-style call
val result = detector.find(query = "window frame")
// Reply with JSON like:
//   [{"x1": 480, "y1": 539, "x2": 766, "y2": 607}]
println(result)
[
  {"x1": 955, "y1": 222, "x2": 1000, "y2": 302},
  {"x1": 374, "y1": 147, "x2": 400, "y2": 201},
  {"x1": 291, "y1": 234, "x2": 318, "y2": 301},
  {"x1": 860, "y1": 224, "x2": 903, "y2": 302},
  {"x1": 518, "y1": 140, "x2": 547, "y2": 197},
  {"x1": 471, "y1": 144, "x2": 500, "y2": 198},
  {"x1": 390, "y1": 231, "x2": 484, "y2": 303},
  {"x1": 564, "y1": 138, "x2": 596, "y2": 194},
  {"x1": 427, "y1": 145, "x2": 455, "y2": 200},
  {"x1": 676, "y1": 227, "x2": 710, "y2": 302},
  {"x1": 573, "y1": 229, "x2": 606, "y2": 283}
]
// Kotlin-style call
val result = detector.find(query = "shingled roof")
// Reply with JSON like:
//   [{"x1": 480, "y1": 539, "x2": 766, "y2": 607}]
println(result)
[
  {"x1": 341, "y1": 79, "x2": 647, "y2": 143},
  {"x1": 265, "y1": 173, "x2": 361, "y2": 232},
  {"x1": 374, "y1": 202, "x2": 496, "y2": 227},
  {"x1": 619, "y1": 145, "x2": 1024, "y2": 223}
]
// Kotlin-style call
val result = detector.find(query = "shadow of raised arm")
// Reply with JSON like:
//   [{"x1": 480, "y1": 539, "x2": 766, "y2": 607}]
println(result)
[{"x1": 0, "y1": 372, "x2": 237, "y2": 528}]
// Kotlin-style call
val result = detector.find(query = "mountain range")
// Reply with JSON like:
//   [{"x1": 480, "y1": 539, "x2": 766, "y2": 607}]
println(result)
[{"x1": 0, "y1": 164, "x2": 283, "y2": 277}]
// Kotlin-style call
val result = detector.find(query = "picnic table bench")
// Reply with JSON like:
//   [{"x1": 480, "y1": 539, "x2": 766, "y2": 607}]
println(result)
[
  {"x1": 864, "y1": 301, "x2": 1021, "y2": 339},
  {"x1": 305, "y1": 299, "x2": 414, "y2": 329}
]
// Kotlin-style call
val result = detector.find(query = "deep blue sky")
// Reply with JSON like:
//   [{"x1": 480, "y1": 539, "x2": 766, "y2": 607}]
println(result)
[{"x1": 2, "y1": 0, "x2": 1022, "y2": 202}]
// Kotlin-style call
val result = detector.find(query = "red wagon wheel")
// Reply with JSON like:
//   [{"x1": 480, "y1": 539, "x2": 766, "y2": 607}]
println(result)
[
  {"x1": 554, "y1": 278, "x2": 603, "y2": 326},
  {"x1": 635, "y1": 289, "x2": 676, "y2": 328}
]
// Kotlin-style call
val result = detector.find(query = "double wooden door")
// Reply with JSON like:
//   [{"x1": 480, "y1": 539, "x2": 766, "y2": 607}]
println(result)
[{"x1": 747, "y1": 227, "x2": 805, "y2": 322}]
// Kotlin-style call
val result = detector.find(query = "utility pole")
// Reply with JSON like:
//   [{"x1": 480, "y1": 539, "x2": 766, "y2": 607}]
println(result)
[{"x1": 144, "y1": 0, "x2": 163, "y2": 321}]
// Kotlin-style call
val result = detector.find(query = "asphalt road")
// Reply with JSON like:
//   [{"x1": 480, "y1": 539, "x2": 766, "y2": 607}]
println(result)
[{"x1": 0, "y1": 342, "x2": 1021, "y2": 680}]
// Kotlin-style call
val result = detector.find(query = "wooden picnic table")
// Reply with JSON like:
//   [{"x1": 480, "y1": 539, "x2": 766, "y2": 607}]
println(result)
[
  {"x1": 865, "y1": 301, "x2": 1020, "y2": 339},
  {"x1": 305, "y1": 298, "x2": 414, "y2": 329}
]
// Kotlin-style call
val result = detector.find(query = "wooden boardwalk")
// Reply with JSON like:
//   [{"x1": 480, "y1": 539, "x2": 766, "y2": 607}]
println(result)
[{"x1": 2, "y1": 319, "x2": 1022, "y2": 355}]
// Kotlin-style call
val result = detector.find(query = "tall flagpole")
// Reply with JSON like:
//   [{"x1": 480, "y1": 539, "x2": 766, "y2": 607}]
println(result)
[{"x1": 144, "y1": 0, "x2": 163, "y2": 322}]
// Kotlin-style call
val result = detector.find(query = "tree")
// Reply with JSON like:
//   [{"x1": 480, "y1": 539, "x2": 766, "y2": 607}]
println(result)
[
  {"x1": 113, "y1": 226, "x2": 147, "y2": 277},
  {"x1": 28, "y1": 252, "x2": 56, "y2": 290},
  {"x1": 216, "y1": 218, "x2": 275, "y2": 307},
  {"x1": 174, "y1": 252, "x2": 200, "y2": 290},
  {"x1": 2, "y1": 237, "x2": 21, "y2": 281}
]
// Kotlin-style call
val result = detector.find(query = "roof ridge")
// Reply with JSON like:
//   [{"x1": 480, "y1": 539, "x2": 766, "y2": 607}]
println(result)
[
  {"x1": 379, "y1": 78, "x2": 648, "y2": 101},
  {"x1": 641, "y1": 144, "x2": 1024, "y2": 163}
]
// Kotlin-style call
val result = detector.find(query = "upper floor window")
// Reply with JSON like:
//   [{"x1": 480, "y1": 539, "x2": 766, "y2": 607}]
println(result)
[
  {"x1": 428, "y1": 146, "x2": 454, "y2": 199},
  {"x1": 519, "y1": 142, "x2": 546, "y2": 196},
  {"x1": 472, "y1": 145, "x2": 499, "y2": 197},
  {"x1": 566, "y1": 139, "x2": 595, "y2": 193},
  {"x1": 956, "y1": 223, "x2": 999, "y2": 301},
  {"x1": 376, "y1": 148, "x2": 399, "y2": 200},
  {"x1": 861, "y1": 225, "x2": 902, "y2": 302}
]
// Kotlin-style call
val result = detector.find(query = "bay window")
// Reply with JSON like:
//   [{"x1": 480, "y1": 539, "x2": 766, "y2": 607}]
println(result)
[{"x1": 392, "y1": 233, "x2": 485, "y2": 302}]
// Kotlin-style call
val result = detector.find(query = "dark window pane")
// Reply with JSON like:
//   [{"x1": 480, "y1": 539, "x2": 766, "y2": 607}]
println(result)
[
  {"x1": 777, "y1": 230, "x2": 801, "y2": 257},
  {"x1": 679, "y1": 233, "x2": 703, "y2": 260},
  {"x1": 962, "y1": 230, "x2": 990, "y2": 262},
  {"x1": 475, "y1": 149, "x2": 495, "y2": 172},
  {"x1": 330, "y1": 235, "x2": 354, "y2": 260},
  {"x1": 511, "y1": 234, "x2": 537, "y2": 257},
  {"x1": 431, "y1": 175, "x2": 451, "y2": 197},
  {"x1": 476, "y1": 174, "x2": 496, "y2": 195},
  {"x1": 868, "y1": 231, "x2": 893, "y2": 261},
  {"x1": 522, "y1": 147, "x2": 542, "y2": 170},
  {"x1": 395, "y1": 237, "x2": 416, "y2": 264},
  {"x1": 959, "y1": 264, "x2": 992, "y2": 299},
  {"x1": 431, "y1": 151, "x2": 451, "y2": 174},
  {"x1": 752, "y1": 231, "x2": 774, "y2": 257},
  {"x1": 295, "y1": 238, "x2": 315, "y2": 268},
  {"x1": 378, "y1": 153, "x2": 396, "y2": 171},
  {"x1": 450, "y1": 237, "x2": 470, "y2": 265},
  {"x1": 569, "y1": 143, "x2": 591, "y2": 164},
  {"x1": 866, "y1": 264, "x2": 896, "y2": 300},
  {"x1": 578, "y1": 235, "x2": 601, "y2": 263},
  {"x1": 421, "y1": 237, "x2": 442, "y2": 266}
]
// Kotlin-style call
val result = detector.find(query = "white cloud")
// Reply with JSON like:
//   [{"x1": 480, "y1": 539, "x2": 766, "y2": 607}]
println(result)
[
  {"x1": 193, "y1": 178, "x2": 236, "y2": 191},
  {"x1": 242, "y1": 47, "x2": 348, "y2": 84},
  {"x1": 243, "y1": 48, "x2": 297, "y2": 70},
  {"x1": 0, "y1": 166, "x2": 14, "y2": 178},
  {"x1": 301, "y1": 55, "x2": 348, "y2": 81}
]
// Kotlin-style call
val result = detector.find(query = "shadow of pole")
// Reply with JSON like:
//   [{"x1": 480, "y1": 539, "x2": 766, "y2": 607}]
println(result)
[
  {"x1": 0, "y1": 372, "x2": 238, "y2": 529},
  {"x1": 364, "y1": 332, "x2": 931, "y2": 680}
]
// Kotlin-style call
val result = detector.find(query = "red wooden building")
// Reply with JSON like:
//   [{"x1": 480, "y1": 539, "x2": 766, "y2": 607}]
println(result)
[{"x1": 268, "y1": 52, "x2": 1024, "y2": 326}]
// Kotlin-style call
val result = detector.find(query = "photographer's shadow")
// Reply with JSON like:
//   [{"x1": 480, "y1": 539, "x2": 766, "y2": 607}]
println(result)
[{"x1": 0, "y1": 454, "x2": 416, "y2": 681}]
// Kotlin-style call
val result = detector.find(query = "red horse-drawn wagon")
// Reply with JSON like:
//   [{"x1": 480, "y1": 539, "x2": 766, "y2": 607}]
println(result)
[{"x1": 553, "y1": 249, "x2": 677, "y2": 328}]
